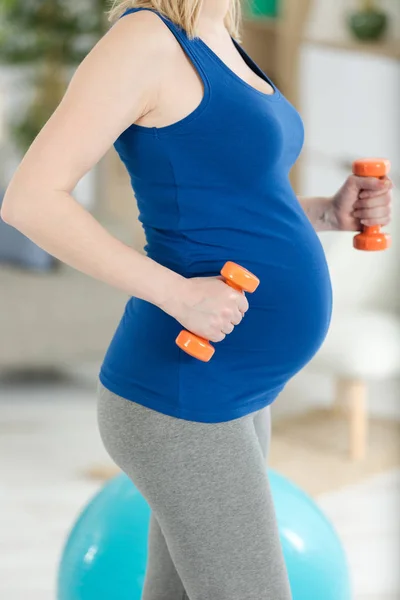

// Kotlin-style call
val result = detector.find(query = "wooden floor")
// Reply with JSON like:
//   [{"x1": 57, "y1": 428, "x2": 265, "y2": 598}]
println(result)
[
  {"x1": 1, "y1": 368, "x2": 399, "y2": 599},
  {"x1": 270, "y1": 408, "x2": 400, "y2": 496}
]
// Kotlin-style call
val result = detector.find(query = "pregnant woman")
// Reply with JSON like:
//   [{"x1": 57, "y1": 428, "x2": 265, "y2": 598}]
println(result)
[{"x1": 1, "y1": 1, "x2": 393, "y2": 598}]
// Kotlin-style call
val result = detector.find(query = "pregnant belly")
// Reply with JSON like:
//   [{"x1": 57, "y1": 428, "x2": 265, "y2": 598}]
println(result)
[
  {"x1": 221, "y1": 261, "x2": 332, "y2": 376},
  {"x1": 211, "y1": 229, "x2": 333, "y2": 382},
  {"x1": 172, "y1": 248, "x2": 333, "y2": 410},
  {"x1": 175, "y1": 212, "x2": 333, "y2": 368},
  {"x1": 101, "y1": 243, "x2": 332, "y2": 415},
  {"x1": 104, "y1": 219, "x2": 332, "y2": 400}
]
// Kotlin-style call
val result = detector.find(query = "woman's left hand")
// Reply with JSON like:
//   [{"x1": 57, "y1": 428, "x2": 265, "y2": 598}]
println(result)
[{"x1": 331, "y1": 173, "x2": 393, "y2": 231}]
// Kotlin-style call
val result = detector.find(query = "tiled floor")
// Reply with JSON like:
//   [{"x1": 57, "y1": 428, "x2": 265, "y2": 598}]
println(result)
[{"x1": 1, "y1": 372, "x2": 399, "y2": 600}]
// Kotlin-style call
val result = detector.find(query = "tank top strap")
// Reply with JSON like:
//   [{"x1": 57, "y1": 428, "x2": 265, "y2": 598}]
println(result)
[{"x1": 118, "y1": 7, "x2": 209, "y2": 79}]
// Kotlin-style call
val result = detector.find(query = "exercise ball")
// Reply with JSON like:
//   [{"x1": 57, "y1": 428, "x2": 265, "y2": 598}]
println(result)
[
  {"x1": 58, "y1": 476, "x2": 150, "y2": 600},
  {"x1": 270, "y1": 470, "x2": 352, "y2": 600},
  {"x1": 58, "y1": 471, "x2": 352, "y2": 600}
]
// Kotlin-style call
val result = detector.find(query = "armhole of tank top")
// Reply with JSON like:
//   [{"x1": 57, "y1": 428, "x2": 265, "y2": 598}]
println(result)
[{"x1": 117, "y1": 7, "x2": 211, "y2": 135}]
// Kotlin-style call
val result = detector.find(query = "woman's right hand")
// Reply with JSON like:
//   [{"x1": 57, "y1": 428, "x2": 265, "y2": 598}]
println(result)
[{"x1": 166, "y1": 276, "x2": 249, "y2": 342}]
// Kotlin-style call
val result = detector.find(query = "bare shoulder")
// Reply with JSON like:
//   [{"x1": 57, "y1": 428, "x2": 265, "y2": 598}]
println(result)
[
  {"x1": 8, "y1": 8, "x2": 182, "y2": 196},
  {"x1": 66, "y1": 8, "x2": 179, "y2": 118},
  {"x1": 104, "y1": 9, "x2": 180, "y2": 60}
]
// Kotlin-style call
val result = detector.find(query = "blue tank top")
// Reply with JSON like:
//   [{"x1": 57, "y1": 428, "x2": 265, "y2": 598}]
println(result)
[{"x1": 99, "y1": 7, "x2": 332, "y2": 422}]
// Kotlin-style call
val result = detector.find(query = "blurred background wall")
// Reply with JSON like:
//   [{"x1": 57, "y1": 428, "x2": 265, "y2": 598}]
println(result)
[{"x1": 0, "y1": 1, "x2": 399, "y2": 599}]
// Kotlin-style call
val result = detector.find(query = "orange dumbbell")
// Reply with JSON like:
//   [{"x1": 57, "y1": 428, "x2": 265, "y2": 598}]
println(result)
[
  {"x1": 353, "y1": 158, "x2": 391, "y2": 251},
  {"x1": 175, "y1": 261, "x2": 260, "y2": 362}
]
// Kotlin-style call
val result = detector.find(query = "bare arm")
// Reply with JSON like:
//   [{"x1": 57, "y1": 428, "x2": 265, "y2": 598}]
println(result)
[
  {"x1": 298, "y1": 196, "x2": 337, "y2": 232},
  {"x1": 299, "y1": 170, "x2": 393, "y2": 233},
  {"x1": 0, "y1": 12, "x2": 184, "y2": 317}
]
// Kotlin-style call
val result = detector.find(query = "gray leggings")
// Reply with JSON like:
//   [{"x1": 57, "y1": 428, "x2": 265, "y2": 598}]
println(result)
[{"x1": 97, "y1": 383, "x2": 292, "y2": 600}]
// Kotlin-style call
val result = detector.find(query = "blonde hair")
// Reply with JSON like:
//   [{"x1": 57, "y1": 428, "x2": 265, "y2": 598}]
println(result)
[{"x1": 106, "y1": 0, "x2": 242, "y2": 40}]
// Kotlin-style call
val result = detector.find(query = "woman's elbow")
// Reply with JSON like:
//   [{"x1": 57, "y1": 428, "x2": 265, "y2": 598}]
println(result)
[
  {"x1": 1, "y1": 188, "x2": 36, "y2": 231},
  {"x1": 0, "y1": 192, "x2": 19, "y2": 226}
]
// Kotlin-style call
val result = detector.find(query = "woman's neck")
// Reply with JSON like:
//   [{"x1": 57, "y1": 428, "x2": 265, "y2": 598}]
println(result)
[{"x1": 199, "y1": 0, "x2": 230, "y2": 29}]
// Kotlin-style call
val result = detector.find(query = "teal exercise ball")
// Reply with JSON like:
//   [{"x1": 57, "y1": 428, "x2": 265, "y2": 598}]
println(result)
[
  {"x1": 58, "y1": 471, "x2": 352, "y2": 600},
  {"x1": 58, "y1": 476, "x2": 150, "y2": 600},
  {"x1": 270, "y1": 471, "x2": 352, "y2": 600}
]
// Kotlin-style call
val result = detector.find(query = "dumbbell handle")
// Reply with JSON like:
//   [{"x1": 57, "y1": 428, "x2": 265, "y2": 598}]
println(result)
[
  {"x1": 175, "y1": 261, "x2": 260, "y2": 362},
  {"x1": 353, "y1": 158, "x2": 391, "y2": 251}
]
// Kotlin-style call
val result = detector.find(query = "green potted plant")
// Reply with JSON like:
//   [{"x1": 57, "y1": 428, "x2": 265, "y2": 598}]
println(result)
[
  {"x1": 348, "y1": 0, "x2": 388, "y2": 42},
  {"x1": 0, "y1": 0, "x2": 109, "y2": 152}
]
